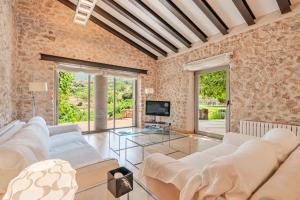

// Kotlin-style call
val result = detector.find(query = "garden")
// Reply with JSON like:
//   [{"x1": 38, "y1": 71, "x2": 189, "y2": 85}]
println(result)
[
  {"x1": 58, "y1": 71, "x2": 134, "y2": 124},
  {"x1": 199, "y1": 70, "x2": 227, "y2": 120}
]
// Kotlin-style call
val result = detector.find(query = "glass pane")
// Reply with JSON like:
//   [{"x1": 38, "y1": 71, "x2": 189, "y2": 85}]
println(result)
[
  {"x1": 198, "y1": 70, "x2": 227, "y2": 136},
  {"x1": 107, "y1": 77, "x2": 114, "y2": 129},
  {"x1": 115, "y1": 78, "x2": 134, "y2": 128},
  {"x1": 58, "y1": 71, "x2": 89, "y2": 132}
]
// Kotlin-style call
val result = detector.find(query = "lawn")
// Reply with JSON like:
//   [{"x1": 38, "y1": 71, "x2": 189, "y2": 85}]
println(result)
[{"x1": 199, "y1": 105, "x2": 226, "y2": 120}]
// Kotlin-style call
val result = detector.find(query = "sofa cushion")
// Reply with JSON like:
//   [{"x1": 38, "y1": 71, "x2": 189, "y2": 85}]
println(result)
[
  {"x1": 262, "y1": 128, "x2": 300, "y2": 162},
  {"x1": 0, "y1": 121, "x2": 18, "y2": 136},
  {"x1": 187, "y1": 140, "x2": 279, "y2": 200},
  {"x1": 28, "y1": 116, "x2": 49, "y2": 137},
  {"x1": 49, "y1": 144, "x2": 103, "y2": 169},
  {"x1": 49, "y1": 131, "x2": 83, "y2": 149},
  {"x1": 0, "y1": 144, "x2": 38, "y2": 194},
  {"x1": 7, "y1": 124, "x2": 49, "y2": 160},
  {"x1": 49, "y1": 132, "x2": 102, "y2": 169},
  {"x1": 0, "y1": 120, "x2": 25, "y2": 144},
  {"x1": 223, "y1": 132, "x2": 258, "y2": 146},
  {"x1": 250, "y1": 145, "x2": 300, "y2": 200}
]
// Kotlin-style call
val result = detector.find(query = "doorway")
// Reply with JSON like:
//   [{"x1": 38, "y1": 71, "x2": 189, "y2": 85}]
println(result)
[{"x1": 195, "y1": 66, "x2": 230, "y2": 139}]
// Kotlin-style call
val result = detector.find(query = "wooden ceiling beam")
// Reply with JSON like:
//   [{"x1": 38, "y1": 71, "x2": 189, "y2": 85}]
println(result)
[
  {"x1": 103, "y1": 0, "x2": 178, "y2": 53},
  {"x1": 276, "y1": 0, "x2": 291, "y2": 14},
  {"x1": 193, "y1": 0, "x2": 228, "y2": 35},
  {"x1": 93, "y1": 5, "x2": 168, "y2": 57},
  {"x1": 129, "y1": 0, "x2": 192, "y2": 48},
  {"x1": 57, "y1": 0, "x2": 158, "y2": 59},
  {"x1": 232, "y1": 0, "x2": 256, "y2": 26},
  {"x1": 158, "y1": 0, "x2": 207, "y2": 42},
  {"x1": 41, "y1": 54, "x2": 148, "y2": 74}
]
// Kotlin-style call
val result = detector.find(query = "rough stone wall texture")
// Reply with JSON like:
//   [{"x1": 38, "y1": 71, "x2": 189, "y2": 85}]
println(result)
[
  {"x1": 157, "y1": 13, "x2": 300, "y2": 132},
  {"x1": 0, "y1": 0, "x2": 15, "y2": 127},
  {"x1": 13, "y1": 0, "x2": 157, "y2": 125}
]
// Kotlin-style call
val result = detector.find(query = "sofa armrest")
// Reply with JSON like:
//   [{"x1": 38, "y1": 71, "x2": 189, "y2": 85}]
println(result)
[
  {"x1": 76, "y1": 158, "x2": 119, "y2": 192},
  {"x1": 47, "y1": 124, "x2": 81, "y2": 136}
]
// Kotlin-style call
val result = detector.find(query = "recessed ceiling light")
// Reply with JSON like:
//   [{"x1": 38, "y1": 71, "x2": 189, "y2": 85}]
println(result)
[{"x1": 74, "y1": 0, "x2": 98, "y2": 26}]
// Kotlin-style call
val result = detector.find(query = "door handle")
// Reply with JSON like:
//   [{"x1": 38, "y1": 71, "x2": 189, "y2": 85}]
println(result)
[{"x1": 227, "y1": 100, "x2": 231, "y2": 106}]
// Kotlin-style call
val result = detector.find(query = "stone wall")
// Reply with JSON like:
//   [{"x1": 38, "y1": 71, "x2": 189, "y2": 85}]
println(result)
[
  {"x1": 157, "y1": 13, "x2": 300, "y2": 132},
  {"x1": 0, "y1": 0, "x2": 15, "y2": 127},
  {"x1": 13, "y1": 0, "x2": 157, "y2": 125}
]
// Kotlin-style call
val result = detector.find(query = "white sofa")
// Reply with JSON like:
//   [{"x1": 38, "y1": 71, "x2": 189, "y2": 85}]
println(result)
[
  {"x1": 0, "y1": 117, "x2": 119, "y2": 197},
  {"x1": 142, "y1": 129, "x2": 300, "y2": 200}
]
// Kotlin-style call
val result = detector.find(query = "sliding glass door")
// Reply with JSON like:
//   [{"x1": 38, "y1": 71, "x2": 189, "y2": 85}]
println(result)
[
  {"x1": 115, "y1": 78, "x2": 135, "y2": 128},
  {"x1": 56, "y1": 69, "x2": 136, "y2": 133}
]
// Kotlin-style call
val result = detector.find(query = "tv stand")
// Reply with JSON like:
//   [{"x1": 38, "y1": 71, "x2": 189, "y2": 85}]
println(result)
[{"x1": 144, "y1": 121, "x2": 171, "y2": 131}]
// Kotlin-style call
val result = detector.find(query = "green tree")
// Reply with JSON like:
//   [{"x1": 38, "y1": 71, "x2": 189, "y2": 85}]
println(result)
[
  {"x1": 58, "y1": 71, "x2": 74, "y2": 96},
  {"x1": 199, "y1": 71, "x2": 226, "y2": 103}
]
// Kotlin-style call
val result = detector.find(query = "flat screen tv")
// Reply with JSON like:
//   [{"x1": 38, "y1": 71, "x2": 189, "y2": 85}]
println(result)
[{"x1": 146, "y1": 101, "x2": 170, "y2": 116}]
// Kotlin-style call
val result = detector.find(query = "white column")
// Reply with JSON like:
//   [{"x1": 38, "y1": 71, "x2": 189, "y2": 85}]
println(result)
[{"x1": 94, "y1": 75, "x2": 107, "y2": 131}]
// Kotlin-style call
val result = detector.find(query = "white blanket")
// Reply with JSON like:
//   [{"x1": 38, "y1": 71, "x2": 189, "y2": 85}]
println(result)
[
  {"x1": 141, "y1": 140, "x2": 280, "y2": 200},
  {"x1": 141, "y1": 143, "x2": 238, "y2": 197},
  {"x1": 141, "y1": 153, "x2": 201, "y2": 190},
  {"x1": 193, "y1": 140, "x2": 279, "y2": 200}
]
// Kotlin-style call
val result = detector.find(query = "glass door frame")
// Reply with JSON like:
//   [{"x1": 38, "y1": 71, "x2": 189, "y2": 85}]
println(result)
[
  {"x1": 54, "y1": 69, "x2": 138, "y2": 134},
  {"x1": 194, "y1": 65, "x2": 231, "y2": 139}
]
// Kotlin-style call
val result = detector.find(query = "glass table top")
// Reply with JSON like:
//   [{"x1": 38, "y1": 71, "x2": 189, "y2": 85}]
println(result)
[
  {"x1": 75, "y1": 178, "x2": 158, "y2": 200},
  {"x1": 126, "y1": 130, "x2": 188, "y2": 147},
  {"x1": 110, "y1": 127, "x2": 165, "y2": 136}
]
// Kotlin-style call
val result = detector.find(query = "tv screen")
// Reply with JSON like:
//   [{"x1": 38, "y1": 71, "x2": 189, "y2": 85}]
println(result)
[{"x1": 146, "y1": 101, "x2": 170, "y2": 116}]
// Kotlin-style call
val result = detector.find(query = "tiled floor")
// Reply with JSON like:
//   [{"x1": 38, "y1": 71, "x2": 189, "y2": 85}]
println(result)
[
  {"x1": 198, "y1": 119, "x2": 226, "y2": 136},
  {"x1": 84, "y1": 132, "x2": 220, "y2": 176},
  {"x1": 70, "y1": 118, "x2": 134, "y2": 132}
]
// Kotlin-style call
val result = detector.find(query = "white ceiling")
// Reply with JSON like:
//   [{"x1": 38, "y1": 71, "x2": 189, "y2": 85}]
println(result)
[{"x1": 69, "y1": 0, "x2": 297, "y2": 58}]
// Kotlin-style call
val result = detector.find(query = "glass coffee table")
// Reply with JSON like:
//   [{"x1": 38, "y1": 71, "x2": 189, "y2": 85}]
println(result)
[
  {"x1": 125, "y1": 131, "x2": 191, "y2": 168},
  {"x1": 75, "y1": 178, "x2": 158, "y2": 200},
  {"x1": 109, "y1": 128, "x2": 165, "y2": 156}
]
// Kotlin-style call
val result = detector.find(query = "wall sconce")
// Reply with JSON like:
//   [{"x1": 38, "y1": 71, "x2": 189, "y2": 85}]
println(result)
[{"x1": 145, "y1": 88, "x2": 154, "y2": 95}]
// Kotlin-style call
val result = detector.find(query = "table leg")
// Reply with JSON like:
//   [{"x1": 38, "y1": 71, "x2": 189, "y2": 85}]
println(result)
[
  {"x1": 109, "y1": 131, "x2": 111, "y2": 150},
  {"x1": 125, "y1": 139, "x2": 127, "y2": 161},
  {"x1": 118, "y1": 135, "x2": 121, "y2": 156},
  {"x1": 142, "y1": 146, "x2": 144, "y2": 161},
  {"x1": 189, "y1": 136, "x2": 192, "y2": 154}
]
